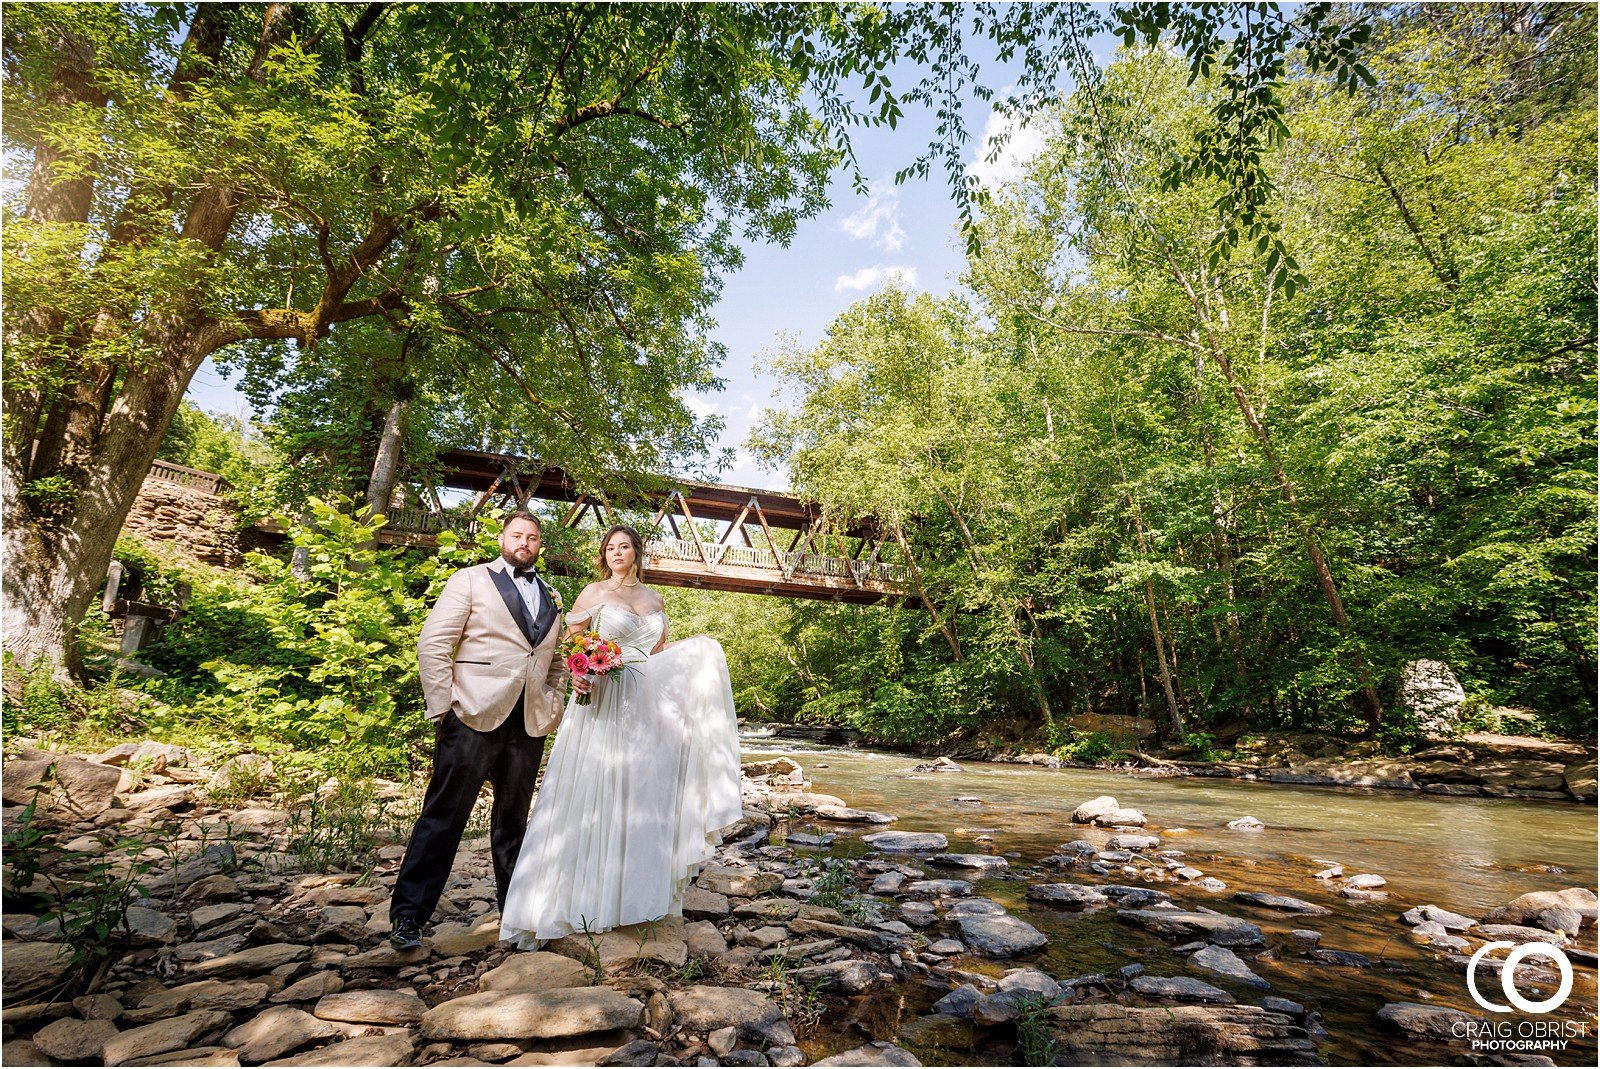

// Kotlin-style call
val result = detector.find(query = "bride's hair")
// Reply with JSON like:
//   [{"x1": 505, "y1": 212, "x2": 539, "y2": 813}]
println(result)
[{"x1": 596, "y1": 524, "x2": 646, "y2": 580}]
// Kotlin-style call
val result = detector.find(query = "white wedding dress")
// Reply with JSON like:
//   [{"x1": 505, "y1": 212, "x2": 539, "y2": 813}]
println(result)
[{"x1": 500, "y1": 606, "x2": 743, "y2": 946}]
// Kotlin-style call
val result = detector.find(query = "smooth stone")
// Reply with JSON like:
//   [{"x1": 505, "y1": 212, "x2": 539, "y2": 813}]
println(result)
[
  {"x1": 1289, "y1": 930, "x2": 1321, "y2": 948},
  {"x1": 34, "y1": 1017, "x2": 121, "y2": 1062},
  {"x1": 944, "y1": 898, "x2": 1008, "y2": 918},
  {"x1": 185, "y1": 942, "x2": 309, "y2": 978},
  {"x1": 683, "y1": 920, "x2": 729, "y2": 958},
  {"x1": 136, "y1": 980, "x2": 269, "y2": 1016},
  {"x1": 1117, "y1": 910, "x2": 1264, "y2": 947},
  {"x1": 668, "y1": 986, "x2": 795, "y2": 1046},
  {"x1": 926, "y1": 939, "x2": 964, "y2": 955},
  {"x1": 430, "y1": 914, "x2": 501, "y2": 956},
  {"x1": 813, "y1": 805, "x2": 897, "y2": 824},
  {"x1": 271, "y1": 972, "x2": 343, "y2": 1003},
  {"x1": 312, "y1": 989, "x2": 426, "y2": 1025},
  {"x1": 102, "y1": 1011, "x2": 234, "y2": 1067},
  {"x1": 911, "y1": 757, "x2": 962, "y2": 774},
  {"x1": 899, "y1": 903, "x2": 938, "y2": 927},
  {"x1": 862, "y1": 831, "x2": 948, "y2": 853},
  {"x1": 972, "y1": 991, "x2": 1024, "y2": 1025},
  {"x1": 902, "y1": 879, "x2": 970, "y2": 897},
  {"x1": 1483, "y1": 887, "x2": 1597, "y2": 928},
  {"x1": 811, "y1": 1041, "x2": 922, "y2": 1066},
  {"x1": 1, "y1": 942, "x2": 71, "y2": 999},
  {"x1": 1399, "y1": 904, "x2": 1477, "y2": 931},
  {"x1": 1308, "y1": 949, "x2": 1372, "y2": 968},
  {"x1": 421, "y1": 988, "x2": 643, "y2": 1041},
  {"x1": 1375, "y1": 1001, "x2": 1478, "y2": 1040},
  {"x1": 1477, "y1": 923, "x2": 1570, "y2": 946},
  {"x1": 683, "y1": 886, "x2": 731, "y2": 919},
  {"x1": 260, "y1": 1034, "x2": 415, "y2": 1067},
  {"x1": 1343, "y1": 874, "x2": 1387, "y2": 890},
  {"x1": 1259, "y1": 996, "x2": 1305, "y2": 1018},
  {"x1": 1106, "y1": 834, "x2": 1160, "y2": 851},
  {"x1": 954, "y1": 914, "x2": 1048, "y2": 957},
  {"x1": 1100, "y1": 886, "x2": 1172, "y2": 908},
  {"x1": 1190, "y1": 945, "x2": 1270, "y2": 989},
  {"x1": 784, "y1": 959, "x2": 882, "y2": 994},
  {"x1": 930, "y1": 984, "x2": 981, "y2": 1018},
  {"x1": 870, "y1": 872, "x2": 907, "y2": 894},
  {"x1": 696, "y1": 866, "x2": 783, "y2": 897},
  {"x1": 998, "y1": 968, "x2": 1063, "y2": 1000},
  {"x1": 478, "y1": 951, "x2": 591, "y2": 992},
  {"x1": 928, "y1": 854, "x2": 1008, "y2": 873},
  {"x1": 1025, "y1": 884, "x2": 1108, "y2": 909},
  {"x1": 1232, "y1": 892, "x2": 1330, "y2": 915},
  {"x1": 222, "y1": 1007, "x2": 339, "y2": 1063},
  {"x1": 1197, "y1": 877, "x2": 1228, "y2": 893},
  {"x1": 1130, "y1": 975, "x2": 1235, "y2": 1004}
]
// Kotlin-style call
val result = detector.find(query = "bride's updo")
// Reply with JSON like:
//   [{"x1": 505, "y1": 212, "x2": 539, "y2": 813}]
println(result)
[{"x1": 596, "y1": 524, "x2": 646, "y2": 581}]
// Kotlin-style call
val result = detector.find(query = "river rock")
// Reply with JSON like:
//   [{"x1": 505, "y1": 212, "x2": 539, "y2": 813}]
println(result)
[
  {"x1": 1100, "y1": 885, "x2": 1172, "y2": 908},
  {"x1": 929, "y1": 853, "x2": 1008, "y2": 873},
  {"x1": 668, "y1": 986, "x2": 794, "y2": 1046},
  {"x1": 312, "y1": 989, "x2": 426, "y2": 1025},
  {"x1": 1397, "y1": 659, "x2": 1466, "y2": 737},
  {"x1": 1197, "y1": 877, "x2": 1228, "y2": 892},
  {"x1": 931, "y1": 984, "x2": 981, "y2": 1017},
  {"x1": 954, "y1": 914, "x2": 1048, "y2": 957},
  {"x1": 863, "y1": 831, "x2": 948, "y2": 853},
  {"x1": 261, "y1": 1034, "x2": 414, "y2": 1067},
  {"x1": 812, "y1": 1041, "x2": 922, "y2": 1066},
  {"x1": 814, "y1": 805, "x2": 897, "y2": 824},
  {"x1": 223, "y1": 1007, "x2": 339, "y2": 1063},
  {"x1": 1072, "y1": 796, "x2": 1147, "y2": 827},
  {"x1": 1483, "y1": 887, "x2": 1597, "y2": 930},
  {"x1": 1107, "y1": 834, "x2": 1160, "y2": 851},
  {"x1": 1375, "y1": 1001, "x2": 1478, "y2": 1040},
  {"x1": 786, "y1": 959, "x2": 882, "y2": 994},
  {"x1": 2, "y1": 941, "x2": 71, "y2": 999},
  {"x1": 945, "y1": 898, "x2": 1008, "y2": 919},
  {"x1": 1130, "y1": 975, "x2": 1235, "y2": 1004},
  {"x1": 1289, "y1": 929, "x2": 1321, "y2": 948},
  {"x1": 103, "y1": 1010, "x2": 233, "y2": 1067},
  {"x1": 421, "y1": 987, "x2": 642, "y2": 1041},
  {"x1": 429, "y1": 914, "x2": 501, "y2": 956},
  {"x1": 125, "y1": 906, "x2": 178, "y2": 945},
  {"x1": 1, "y1": 758, "x2": 55, "y2": 805},
  {"x1": 999, "y1": 968, "x2": 1064, "y2": 1000},
  {"x1": 1225, "y1": 816, "x2": 1264, "y2": 830},
  {"x1": 1399, "y1": 904, "x2": 1477, "y2": 931},
  {"x1": 697, "y1": 865, "x2": 783, "y2": 897},
  {"x1": 1476, "y1": 923, "x2": 1570, "y2": 946},
  {"x1": 871, "y1": 872, "x2": 907, "y2": 894},
  {"x1": 135, "y1": 979, "x2": 270, "y2": 1016},
  {"x1": 1189, "y1": 945, "x2": 1269, "y2": 989},
  {"x1": 1308, "y1": 949, "x2": 1372, "y2": 968},
  {"x1": 911, "y1": 757, "x2": 962, "y2": 774},
  {"x1": 899, "y1": 902, "x2": 938, "y2": 927},
  {"x1": 1117, "y1": 910, "x2": 1264, "y2": 947},
  {"x1": 1026, "y1": 883, "x2": 1109, "y2": 909},
  {"x1": 1049, "y1": 1004, "x2": 1318, "y2": 1065},
  {"x1": 903, "y1": 878, "x2": 971, "y2": 896},
  {"x1": 186, "y1": 942, "x2": 309, "y2": 978},
  {"x1": 34, "y1": 1016, "x2": 121, "y2": 1062},
  {"x1": 478, "y1": 950, "x2": 591, "y2": 992},
  {"x1": 1343, "y1": 873, "x2": 1387, "y2": 890},
  {"x1": 272, "y1": 972, "x2": 343, "y2": 1003},
  {"x1": 1232, "y1": 892, "x2": 1330, "y2": 915}
]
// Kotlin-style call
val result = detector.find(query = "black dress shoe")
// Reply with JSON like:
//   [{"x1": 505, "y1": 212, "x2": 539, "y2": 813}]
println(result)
[{"x1": 390, "y1": 917, "x2": 423, "y2": 951}]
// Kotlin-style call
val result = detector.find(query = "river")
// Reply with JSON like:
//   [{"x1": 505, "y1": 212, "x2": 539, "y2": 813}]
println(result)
[{"x1": 740, "y1": 732, "x2": 1599, "y2": 1066}]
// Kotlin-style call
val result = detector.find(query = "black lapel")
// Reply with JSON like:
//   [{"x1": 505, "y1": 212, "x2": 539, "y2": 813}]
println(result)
[
  {"x1": 487, "y1": 566, "x2": 537, "y2": 648},
  {"x1": 528, "y1": 576, "x2": 559, "y2": 648}
]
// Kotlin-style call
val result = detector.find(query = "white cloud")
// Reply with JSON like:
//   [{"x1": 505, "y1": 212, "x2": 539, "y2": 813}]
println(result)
[
  {"x1": 833, "y1": 264, "x2": 919, "y2": 294},
  {"x1": 683, "y1": 395, "x2": 719, "y2": 419},
  {"x1": 967, "y1": 102, "x2": 1050, "y2": 190},
  {"x1": 839, "y1": 189, "x2": 907, "y2": 252}
]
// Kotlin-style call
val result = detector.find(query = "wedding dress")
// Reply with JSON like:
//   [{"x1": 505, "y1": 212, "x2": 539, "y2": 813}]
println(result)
[{"x1": 499, "y1": 605, "x2": 743, "y2": 946}]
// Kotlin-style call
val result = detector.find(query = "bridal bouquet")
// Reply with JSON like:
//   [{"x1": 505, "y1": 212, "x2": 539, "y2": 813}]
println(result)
[{"x1": 561, "y1": 630, "x2": 624, "y2": 706}]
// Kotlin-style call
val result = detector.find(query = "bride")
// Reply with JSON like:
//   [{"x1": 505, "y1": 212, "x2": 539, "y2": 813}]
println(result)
[{"x1": 500, "y1": 524, "x2": 743, "y2": 946}]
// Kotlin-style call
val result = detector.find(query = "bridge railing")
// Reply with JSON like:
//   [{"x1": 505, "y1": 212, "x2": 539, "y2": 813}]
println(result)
[
  {"x1": 386, "y1": 508, "x2": 481, "y2": 537},
  {"x1": 148, "y1": 460, "x2": 231, "y2": 496},
  {"x1": 645, "y1": 537, "x2": 903, "y2": 586}
]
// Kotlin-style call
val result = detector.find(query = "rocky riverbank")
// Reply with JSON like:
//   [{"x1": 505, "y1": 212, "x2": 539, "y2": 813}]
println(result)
[
  {"x1": 2, "y1": 744, "x2": 1595, "y2": 1067},
  {"x1": 755, "y1": 724, "x2": 1599, "y2": 804}
]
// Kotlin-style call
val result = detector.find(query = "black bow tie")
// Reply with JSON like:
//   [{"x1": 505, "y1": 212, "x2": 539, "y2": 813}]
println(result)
[{"x1": 513, "y1": 568, "x2": 538, "y2": 583}]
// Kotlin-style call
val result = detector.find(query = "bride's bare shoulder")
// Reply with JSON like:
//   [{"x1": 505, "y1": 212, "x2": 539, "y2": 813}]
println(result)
[
  {"x1": 570, "y1": 582, "x2": 606, "y2": 609},
  {"x1": 642, "y1": 586, "x2": 667, "y2": 612}
]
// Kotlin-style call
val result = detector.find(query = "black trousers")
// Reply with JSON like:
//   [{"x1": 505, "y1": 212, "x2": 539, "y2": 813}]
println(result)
[{"x1": 389, "y1": 703, "x2": 546, "y2": 925}]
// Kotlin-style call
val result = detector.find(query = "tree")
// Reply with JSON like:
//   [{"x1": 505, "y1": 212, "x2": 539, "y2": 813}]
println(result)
[{"x1": 3, "y1": 2, "x2": 1378, "y2": 681}]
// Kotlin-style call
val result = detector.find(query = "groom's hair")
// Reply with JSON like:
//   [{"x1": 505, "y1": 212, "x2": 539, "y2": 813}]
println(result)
[{"x1": 505, "y1": 510, "x2": 542, "y2": 532}]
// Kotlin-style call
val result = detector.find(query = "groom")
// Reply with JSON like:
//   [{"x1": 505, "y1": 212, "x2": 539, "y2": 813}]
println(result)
[{"x1": 389, "y1": 511, "x2": 569, "y2": 950}]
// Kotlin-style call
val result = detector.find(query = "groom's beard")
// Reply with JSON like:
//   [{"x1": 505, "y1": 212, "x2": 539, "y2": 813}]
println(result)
[{"x1": 502, "y1": 548, "x2": 535, "y2": 568}]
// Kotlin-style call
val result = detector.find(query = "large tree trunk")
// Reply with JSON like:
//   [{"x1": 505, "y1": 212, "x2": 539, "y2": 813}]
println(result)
[{"x1": 365, "y1": 397, "x2": 411, "y2": 519}]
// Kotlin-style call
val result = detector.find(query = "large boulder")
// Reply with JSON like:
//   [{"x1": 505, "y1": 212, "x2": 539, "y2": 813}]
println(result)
[
  {"x1": 1376, "y1": 1001, "x2": 1480, "y2": 1041},
  {"x1": 1, "y1": 941, "x2": 72, "y2": 999},
  {"x1": 1483, "y1": 888, "x2": 1596, "y2": 931},
  {"x1": 1047, "y1": 1004, "x2": 1319, "y2": 1065},
  {"x1": 1397, "y1": 660, "x2": 1466, "y2": 738},
  {"x1": 222, "y1": 1007, "x2": 340, "y2": 1063}
]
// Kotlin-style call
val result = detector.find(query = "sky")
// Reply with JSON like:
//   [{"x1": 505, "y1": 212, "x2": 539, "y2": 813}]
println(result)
[{"x1": 183, "y1": 29, "x2": 1081, "y2": 494}]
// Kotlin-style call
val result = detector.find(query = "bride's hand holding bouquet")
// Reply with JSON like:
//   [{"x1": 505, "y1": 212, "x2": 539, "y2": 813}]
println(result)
[{"x1": 562, "y1": 629, "x2": 623, "y2": 706}]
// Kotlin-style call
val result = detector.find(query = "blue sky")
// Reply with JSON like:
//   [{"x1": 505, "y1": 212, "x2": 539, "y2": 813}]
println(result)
[{"x1": 185, "y1": 29, "x2": 1085, "y2": 493}]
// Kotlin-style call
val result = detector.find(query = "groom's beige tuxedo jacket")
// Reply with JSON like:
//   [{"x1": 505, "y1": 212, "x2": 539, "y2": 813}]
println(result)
[{"x1": 417, "y1": 558, "x2": 568, "y2": 736}]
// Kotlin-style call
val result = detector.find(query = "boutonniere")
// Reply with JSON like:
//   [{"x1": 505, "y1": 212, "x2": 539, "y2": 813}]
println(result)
[{"x1": 549, "y1": 585, "x2": 564, "y2": 612}]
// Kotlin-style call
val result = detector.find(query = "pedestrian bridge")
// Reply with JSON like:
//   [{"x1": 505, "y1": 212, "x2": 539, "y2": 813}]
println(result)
[{"x1": 159, "y1": 450, "x2": 911, "y2": 605}]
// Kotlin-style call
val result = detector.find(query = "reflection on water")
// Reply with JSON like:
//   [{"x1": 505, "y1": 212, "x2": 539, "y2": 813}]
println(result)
[{"x1": 743, "y1": 734, "x2": 1599, "y2": 1067}]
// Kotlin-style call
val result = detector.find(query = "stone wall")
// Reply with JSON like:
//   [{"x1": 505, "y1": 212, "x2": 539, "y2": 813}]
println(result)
[{"x1": 122, "y1": 475, "x2": 243, "y2": 568}]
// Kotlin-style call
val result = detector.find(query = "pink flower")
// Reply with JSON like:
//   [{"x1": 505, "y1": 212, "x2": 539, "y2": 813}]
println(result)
[{"x1": 566, "y1": 652, "x2": 590, "y2": 675}]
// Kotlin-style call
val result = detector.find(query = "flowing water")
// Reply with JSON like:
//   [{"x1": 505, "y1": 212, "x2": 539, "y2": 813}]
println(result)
[{"x1": 740, "y1": 732, "x2": 1599, "y2": 1066}]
